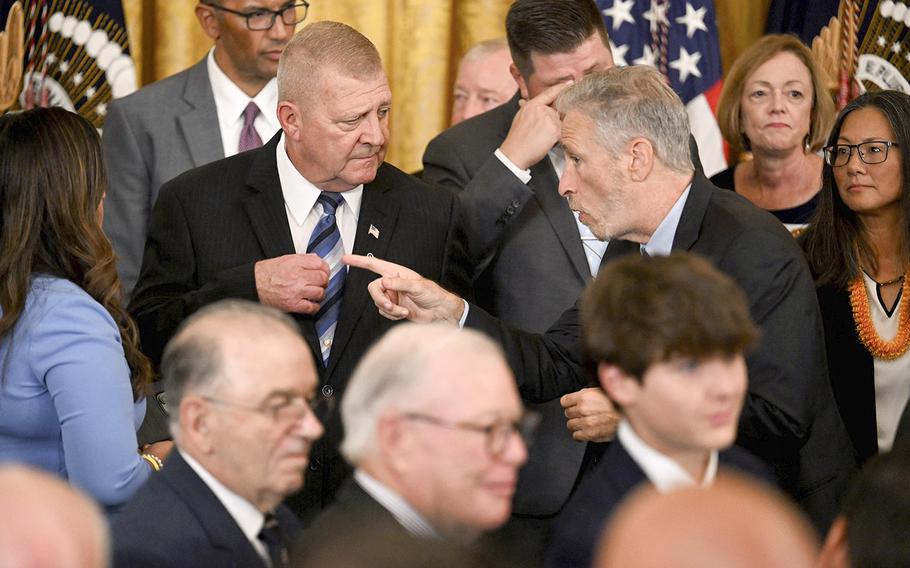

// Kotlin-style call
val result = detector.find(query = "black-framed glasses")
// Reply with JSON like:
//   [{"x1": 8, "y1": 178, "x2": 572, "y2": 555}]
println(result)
[
  {"x1": 402, "y1": 411, "x2": 540, "y2": 457},
  {"x1": 823, "y1": 141, "x2": 900, "y2": 167},
  {"x1": 204, "y1": 1, "x2": 309, "y2": 31},
  {"x1": 202, "y1": 392, "x2": 333, "y2": 423}
]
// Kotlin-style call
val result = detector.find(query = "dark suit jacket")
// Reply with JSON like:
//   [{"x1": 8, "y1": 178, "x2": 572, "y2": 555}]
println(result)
[
  {"x1": 129, "y1": 133, "x2": 470, "y2": 519},
  {"x1": 423, "y1": 96, "x2": 706, "y2": 517},
  {"x1": 465, "y1": 173, "x2": 856, "y2": 532},
  {"x1": 816, "y1": 283, "x2": 910, "y2": 463},
  {"x1": 111, "y1": 451, "x2": 300, "y2": 568},
  {"x1": 294, "y1": 478, "x2": 511, "y2": 568},
  {"x1": 546, "y1": 440, "x2": 770, "y2": 568},
  {"x1": 423, "y1": 96, "x2": 593, "y2": 517}
]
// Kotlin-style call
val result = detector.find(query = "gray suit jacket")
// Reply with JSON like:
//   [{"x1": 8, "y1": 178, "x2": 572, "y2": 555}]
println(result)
[
  {"x1": 102, "y1": 57, "x2": 224, "y2": 296},
  {"x1": 423, "y1": 96, "x2": 593, "y2": 517}
]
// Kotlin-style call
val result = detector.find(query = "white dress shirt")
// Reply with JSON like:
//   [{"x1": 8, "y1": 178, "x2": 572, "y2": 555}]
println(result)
[
  {"x1": 275, "y1": 133, "x2": 362, "y2": 254},
  {"x1": 617, "y1": 420, "x2": 718, "y2": 493},
  {"x1": 180, "y1": 449, "x2": 272, "y2": 566},
  {"x1": 640, "y1": 185, "x2": 692, "y2": 257},
  {"x1": 354, "y1": 469, "x2": 440, "y2": 539},
  {"x1": 207, "y1": 49, "x2": 280, "y2": 157}
]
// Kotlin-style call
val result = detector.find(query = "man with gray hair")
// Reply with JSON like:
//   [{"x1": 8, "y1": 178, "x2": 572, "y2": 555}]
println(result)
[
  {"x1": 129, "y1": 21, "x2": 470, "y2": 519},
  {"x1": 347, "y1": 65, "x2": 855, "y2": 532},
  {"x1": 450, "y1": 38, "x2": 516, "y2": 125},
  {"x1": 112, "y1": 300, "x2": 324, "y2": 568},
  {"x1": 293, "y1": 323, "x2": 532, "y2": 565}
]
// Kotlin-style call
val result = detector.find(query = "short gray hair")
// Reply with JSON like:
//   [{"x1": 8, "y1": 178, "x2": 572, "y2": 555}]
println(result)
[
  {"x1": 162, "y1": 300, "x2": 301, "y2": 430},
  {"x1": 278, "y1": 21, "x2": 383, "y2": 103},
  {"x1": 556, "y1": 66, "x2": 693, "y2": 173},
  {"x1": 462, "y1": 37, "x2": 509, "y2": 64},
  {"x1": 340, "y1": 323, "x2": 506, "y2": 464}
]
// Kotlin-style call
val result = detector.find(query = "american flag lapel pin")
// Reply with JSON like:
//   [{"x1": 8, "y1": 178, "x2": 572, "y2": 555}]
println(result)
[{"x1": 368, "y1": 224, "x2": 380, "y2": 239}]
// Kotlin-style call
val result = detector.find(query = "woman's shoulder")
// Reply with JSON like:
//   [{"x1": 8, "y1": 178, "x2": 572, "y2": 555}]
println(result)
[
  {"x1": 25, "y1": 276, "x2": 117, "y2": 332},
  {"x1": 709, "y1": 165, "x2": 737, "y2": 191}
]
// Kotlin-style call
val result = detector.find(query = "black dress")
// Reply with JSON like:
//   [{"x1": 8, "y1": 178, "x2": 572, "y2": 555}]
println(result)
[{"x1": 710, "y1": 165, "x2": 819, "y2": 227}]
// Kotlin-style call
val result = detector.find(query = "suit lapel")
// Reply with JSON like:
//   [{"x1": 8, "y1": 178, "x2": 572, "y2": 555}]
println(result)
[
  {"x1": 178, "y1": 59, "x2": 224, "y2": 168},
  {"x1": 163, "y1": 452, "x2": 268, "y2": 567},
  {"x1": 326, "y1": 169, "x2": 400, "y2": 376},
  {"x1": 529, "y1": 159, "x2": 590, "y2": 281},
  {"x1": 241, "y1": 134, "x2": 296, "y2": 260},
  {"x1": 671, "y1": 174, "x2": 711, "y2": 252}
]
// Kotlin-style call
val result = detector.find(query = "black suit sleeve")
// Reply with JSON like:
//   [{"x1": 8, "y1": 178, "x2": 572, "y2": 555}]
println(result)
[
  {"x1": 128, "y1": 182, "x2": 259, "y2": 364},
  {"x1": 465, "y1": 300, "x2": 588, "y2": 403},
  {"x1": 718, "y1": 228, "x2": 821, "y2": 460}
]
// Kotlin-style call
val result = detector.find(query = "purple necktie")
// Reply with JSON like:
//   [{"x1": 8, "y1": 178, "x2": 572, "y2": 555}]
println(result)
[{"x1": 238, "y1": 101, "x2": 263, "y2": 152}]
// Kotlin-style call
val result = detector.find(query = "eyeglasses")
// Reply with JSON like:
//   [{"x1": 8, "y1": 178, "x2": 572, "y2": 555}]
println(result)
[
  {"x1": 823, "y1": 141, "x2": 900, "y2": 167},
  {"x1": 204, "y1": 1, "x2": 309, "y2": 31},
  {"x1": 202, "y1": 392, "x2": 333, "y2": 423},
  {"x1": 402, "y1": 411, "x2": 540, "y2": 458}
]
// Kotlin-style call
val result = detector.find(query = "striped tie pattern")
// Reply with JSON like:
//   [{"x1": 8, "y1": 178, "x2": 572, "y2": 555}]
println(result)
[{"x1": 307, "y1": 192, "x2": 346, "y2": 365}]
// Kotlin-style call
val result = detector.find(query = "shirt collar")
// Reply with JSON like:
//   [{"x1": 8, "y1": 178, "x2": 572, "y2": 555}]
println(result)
[
  {"x1": 641, "y1": 184, "x2": 692, "y2": 257},
  {"x1": 207, "y1": 48, "x2": 279, "y2": 133},
  {"x1": 179, "y1": 449, "x2": 267, "y2": 544},
  {"x1": 276, "y1": 133, "x2": 363, "y2": 225},
  {"x1": 354, "y1": 469, "x2": 440, "y2": 539},
  {"x1": 617, "y1": 420, "x2": 718, "y2": 493}
]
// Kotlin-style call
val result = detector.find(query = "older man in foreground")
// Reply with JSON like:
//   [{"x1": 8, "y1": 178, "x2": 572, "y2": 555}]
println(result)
[{"x1": 294, "y1": 323, "x2": 531, "y2": 566}]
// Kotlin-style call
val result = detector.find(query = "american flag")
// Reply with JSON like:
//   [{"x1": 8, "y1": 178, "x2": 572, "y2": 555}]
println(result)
[{"x1": 596, "y1": 0, "x2": 727, "y2": 176}]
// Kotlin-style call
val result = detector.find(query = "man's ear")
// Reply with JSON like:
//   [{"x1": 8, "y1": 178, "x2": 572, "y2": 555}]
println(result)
[
  {"x1": 277, "y1": 100, "x2": 301, "y2": 140},
  {"x1": 628, "y1": 138, "x2": 655, "y2": 182},
  {"x1": 195, "y1": 4, "x2": 221, "y2": 41},
  {"x1": 510, "y1": 63, "x2": 530, "y2": 100},
  {"x1": 179, "y1": 396, "x2": 216, "y2": 454},
  {"x1": 377, "y1": 412, "x2": 411, "y2": 472},
  {"x1": 816, "y1": 516, "x2": 850, "y2": 568},
  {"x1": 598, "y1": 362, "x2": 639, "y2": 408}
]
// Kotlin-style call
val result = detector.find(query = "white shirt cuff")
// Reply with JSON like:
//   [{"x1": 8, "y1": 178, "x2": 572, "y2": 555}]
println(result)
[
  {"x1": 457, "y1": 299, "x2": 469, "y2": 329},
  {"x1": 494, "y1": 148, "x2": 532, "y2": 184}
]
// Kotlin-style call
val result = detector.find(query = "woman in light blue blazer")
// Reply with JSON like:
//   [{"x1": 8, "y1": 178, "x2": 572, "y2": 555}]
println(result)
[{"x1": 0, "y1": 108, "x2": 167, "y2": 513}]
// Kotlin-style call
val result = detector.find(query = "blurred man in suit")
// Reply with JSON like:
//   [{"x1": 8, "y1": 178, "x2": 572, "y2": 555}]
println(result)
[
  {"x1": 450, "y1": 38, "x2": 516, "y2": 126},
  {"x1": 0, "y1": 466, "x2": 109, "y2": 568},
  {"x1": 113, "y1": 300, "x2": 323, "y2": 568},
  {"x1": 595, "y1": 474, "x2": 818, "y2": 568},
  {"x1": 295, "y1": 323, "x2": 531, "y2": 566},
  {"x1": 103, "y1": 0, "x2": 305, "y2": 296},
  {"x1": 129, "y1": 20, "x2": 470, "y2": 520}
]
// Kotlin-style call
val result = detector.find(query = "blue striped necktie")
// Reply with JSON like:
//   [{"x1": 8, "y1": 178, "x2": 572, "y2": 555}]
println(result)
[{"x1": 307, "y1": 192, "x2": 346, "y2": 366}]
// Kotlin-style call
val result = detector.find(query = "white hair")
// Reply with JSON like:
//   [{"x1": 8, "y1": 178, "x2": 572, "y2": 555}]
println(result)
[{"x1": 340, "y1": 323, "x2": 506, "y2": 464}]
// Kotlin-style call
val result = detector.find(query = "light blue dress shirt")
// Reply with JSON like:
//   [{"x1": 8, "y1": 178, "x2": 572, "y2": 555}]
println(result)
[{"x1": 0, "y1": 276, "x2": 150, "y2": 512}]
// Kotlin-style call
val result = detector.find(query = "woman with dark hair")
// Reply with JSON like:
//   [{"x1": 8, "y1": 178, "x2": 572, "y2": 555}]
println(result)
[
  {"x1": 802, "y1": 90, "x2": 910, "y2": 465},
  {"x1": 713, "y1": 34, "x2": 836, "y2": 233},
  {"x1": 0, "y1": 107, "x2": 169, "y2": 512}
]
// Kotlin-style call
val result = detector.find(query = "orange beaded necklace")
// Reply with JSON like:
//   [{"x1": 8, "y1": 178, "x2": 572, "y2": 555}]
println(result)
[{"x1": 849, "y1": 267, "x2": 910, "y2": 360}]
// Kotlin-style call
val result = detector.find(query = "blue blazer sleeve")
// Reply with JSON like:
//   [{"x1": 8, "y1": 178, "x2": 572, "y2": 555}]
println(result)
[{"x1": 28, "y1": 286, "x2": 150, "y2": 508}]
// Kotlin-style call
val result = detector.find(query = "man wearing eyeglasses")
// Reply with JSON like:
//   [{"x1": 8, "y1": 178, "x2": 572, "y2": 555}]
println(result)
[
  {"x1": 293, "y1": 323, "x2": 530, "y2": 566},
  {"x1": 112, "y1": 300, "x2": 324, "y2": 568},
  {"x1": 102, "y1": 1, "x2": 307, "y2": 299}
]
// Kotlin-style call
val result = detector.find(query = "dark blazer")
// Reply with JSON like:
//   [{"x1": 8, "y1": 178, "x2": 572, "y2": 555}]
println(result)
[
  {"x1": 465, "y1": 174, "x2": 856, "y2": 532},
  {"x1": 294, "y1": 478, "x2": 511, "y2": 568},
  {"x1": 129, "y1": 133, "x2": 470, "y2": 519},
  {"x1": 816, "y1": 283, "x2": 910, "y2": 463},
  {"x1": 111, "y1": 451, "x2": 300, "y2": 568},
  {"x1": 546, "y1": 440, "x2": 770, "y2": 568},
  {"x1": 423, "y1": 96, "x2": 592, "y2": 517}
]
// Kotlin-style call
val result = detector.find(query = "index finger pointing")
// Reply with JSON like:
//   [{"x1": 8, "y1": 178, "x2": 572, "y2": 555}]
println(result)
[
  {"x1": 343, "y1": 254, "x2": 420, "y2": 279},
  {"x1": 533, "y1": 79, "x2": 574, "y2": 107}
]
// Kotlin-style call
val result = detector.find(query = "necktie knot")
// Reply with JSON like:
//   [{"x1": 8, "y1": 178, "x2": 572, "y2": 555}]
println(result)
[
  {"x1": 243, "y1": 101, "x2": 261, "y2": 125},
  {"x1": 239, "y1": 102, "x2": 264, "y2": 152},
  {"x1": 317, "y1": 192, "x2": 344, "y2": 216},
  {"x1": 258, "y1": 512, "x2": 288, "y2": 568}
]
